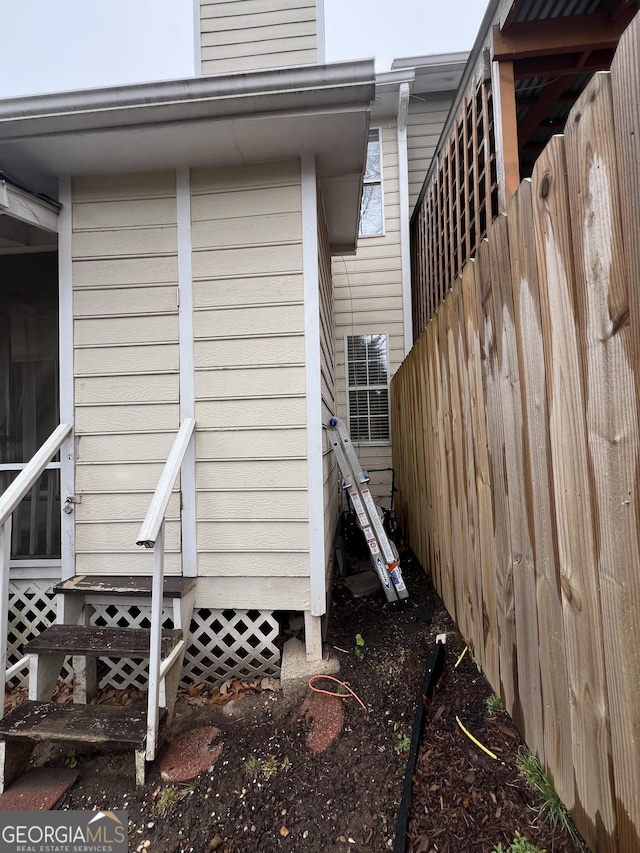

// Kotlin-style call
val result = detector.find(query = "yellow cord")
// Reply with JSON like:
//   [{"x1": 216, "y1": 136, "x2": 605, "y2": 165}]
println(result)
[
  {"x1": 454, "y1": 646, "x2": 468, "y2": 668},
  {"x1": 455, "y1": 716, "x2": 504, "y2": 764}
]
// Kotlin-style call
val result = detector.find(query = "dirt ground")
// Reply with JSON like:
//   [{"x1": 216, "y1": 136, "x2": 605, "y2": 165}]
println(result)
[{"x1": 24, "y1": 553, "x2": 585, "y2": 853}]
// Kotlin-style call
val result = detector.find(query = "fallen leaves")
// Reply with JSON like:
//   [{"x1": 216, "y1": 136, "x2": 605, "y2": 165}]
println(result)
[{"x1": 181, "y1": 676, "x2": 281, "y2": 707}]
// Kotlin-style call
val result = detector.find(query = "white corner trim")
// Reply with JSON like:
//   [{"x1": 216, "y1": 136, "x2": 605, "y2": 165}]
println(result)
[
  {"x1": 192, "y1": 0, "x2": 202, "y2": 77},
  {"x1": 301, "y1": 155, "x2": 325, "y2": 617},
  {"x1": 58, "y1": 177, "x2": 75, "y2": 581},
  {"x1": 177, "y1": 169, "x2": 198, "y2": 578},
  {"x1": 316, "y1": 0, "x2": 326, "y2": 64},
  {"x1": 397, "y1": 83, "x2": 413, "y2": 355}
]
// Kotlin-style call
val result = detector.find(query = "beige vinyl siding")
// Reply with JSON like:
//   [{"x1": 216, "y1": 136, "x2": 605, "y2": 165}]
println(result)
[
  {"x1": 332, "y1": 123, "x2": 403, "y2": 502},
  {"x1": 192, "y1": 160, "x2": 310, "y2": 607},
  {"x1": 318, "y1": 190, "x2": 338, "y2": 592},
  {"x1": 71, "y1": 171, "x2": 181, "y2": 575},
  {"x1": 407, "y1": 91, "x2": 456, "y2": 211},
  {"x1": 200, "y1": 0, "x2": 317, "y2": 75}
]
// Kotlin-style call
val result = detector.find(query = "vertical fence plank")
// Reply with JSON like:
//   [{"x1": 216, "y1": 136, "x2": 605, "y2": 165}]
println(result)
[
  {"x1": 446, "y1": 290, "x2": 469, "y2": 641},
  {"x1": 510, "y1": 173, "x2": 574, "y2": 813},
  {"x1": 454, "y1": 276, "x2": 485, "y2": 661},
  {"x1": 461, "y1": 260, "x2": 500, "y2": 689},
  {"x1": 611, "y1": 22, "x2": 640, "y2": 852},
  {"x1": 531, "y1": 131, "x2": 614, "y2": 852},
  {"x1": 430, "y1": 320, "x2": 450, "y2": 599},
  {"x1": 565, "y1": 70, "x2": 639, "y2": 852},
  {"x1": 476, "y1": 238, "x2": 519, "y2": 715},
  {"x1": 418, "y1": 334, "x2": 436, "y2": 582},
  {"x1": 438, "y1": 297, "x2": 462, "y2": 629},
  {"x1": 488, "y1": 214, "x2": 531, "y2": 734}
]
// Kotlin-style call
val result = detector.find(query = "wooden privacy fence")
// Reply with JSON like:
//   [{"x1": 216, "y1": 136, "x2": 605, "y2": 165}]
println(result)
[{"x1": 391, "y1": 16, "x2": 640, "y2": 853}]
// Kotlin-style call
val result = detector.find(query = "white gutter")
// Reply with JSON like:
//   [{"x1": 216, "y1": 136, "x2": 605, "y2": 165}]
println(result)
[
  {"x1": 0, "y1": 61, "x2": 375, "y2": 139},
  {"x1": 397, "y1": 81, "x2": 413, "y2": 355},
  {"x1": 0, "y1": 180, "x2": 59, "y2": 232}
]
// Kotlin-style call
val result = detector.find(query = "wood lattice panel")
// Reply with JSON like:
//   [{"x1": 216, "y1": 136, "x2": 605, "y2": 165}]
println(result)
[
  {"x1": 7, "y1": 579, "x2": 73, "y2": 683},
  {"x1": 184, "y1": 609, "x2": 280, "y2": 684},
  {"x1": 94, "y1": 606, "x2": 281, "y2": 688},
  {"x1": 411, "y1": 79, "x2": 499, "y2": 338},
  {"x1": 6, "y1": 580, "x2": 281, "y2": 690}
]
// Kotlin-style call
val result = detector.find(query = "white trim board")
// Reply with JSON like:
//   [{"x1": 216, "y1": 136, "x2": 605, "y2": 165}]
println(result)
[
  {"x1": 176, "y1": 169, "x2": 198, "y2": 578},
  {"x1": 192, "y1": 0, "x2": 202, "y2": 77},
  {"x1": 301, "y1": 155, "x2": 325, "y2": 617},
  {"x1": 397, "y1": 83, "x2": 413, "y2": 355},
  {"x1": 58, "y1": 176, "x2": 75, "y2": 582}
]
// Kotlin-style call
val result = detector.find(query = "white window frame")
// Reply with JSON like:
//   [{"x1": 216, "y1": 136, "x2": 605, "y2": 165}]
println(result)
[
  {"x1": 345, "y1": 333, "x2": 391, "y2": 445},
  {"x1": 358, "y1": 127, "x2": 385, "y2": 238}
]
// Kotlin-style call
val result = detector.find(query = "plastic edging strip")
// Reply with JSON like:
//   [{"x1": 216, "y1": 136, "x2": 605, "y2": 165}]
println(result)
[{"x1": 393, "y1": 640, "x2": 446, "y2": 853}]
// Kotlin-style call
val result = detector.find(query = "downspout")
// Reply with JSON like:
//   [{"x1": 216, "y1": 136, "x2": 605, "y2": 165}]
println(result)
[{"x1": 397, "y1": 82, "x2": 413, "y2": 355}]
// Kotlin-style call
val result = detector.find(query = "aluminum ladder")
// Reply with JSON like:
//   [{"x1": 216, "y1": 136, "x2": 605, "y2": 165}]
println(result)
[{"x1": 326, "y1": 416, "x2": 409, "y2": 605}]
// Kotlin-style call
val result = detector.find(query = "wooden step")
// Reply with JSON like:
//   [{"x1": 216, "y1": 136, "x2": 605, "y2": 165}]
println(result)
[
  {"x1": 24, "y1": 625, "x2": 182, "y2": 658},
  {"x1": 0, "y1": 700, "x2": 158, "y2": 747},
  {"x1": 54, "y1": 575, "x2": 196, "y2": 598}
]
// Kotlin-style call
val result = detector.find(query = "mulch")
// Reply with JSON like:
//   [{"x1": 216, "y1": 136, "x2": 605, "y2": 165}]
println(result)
[{"x1": 4, "y1": 551, "x2": 586, "y2": 852}]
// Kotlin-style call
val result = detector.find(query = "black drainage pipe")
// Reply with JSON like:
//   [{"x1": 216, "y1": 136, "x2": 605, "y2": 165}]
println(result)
[{"x1": 393, "y1": 640, "x2": 446, "y2": 853}]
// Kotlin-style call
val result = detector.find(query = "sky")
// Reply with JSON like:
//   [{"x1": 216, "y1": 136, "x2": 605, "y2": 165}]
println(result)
[
  {"x1": 0, "y1": 0, "x2": 489, "y2": 99},
  {"x1": 323, "y1": 0, "x2": 489, "y2": 70}
]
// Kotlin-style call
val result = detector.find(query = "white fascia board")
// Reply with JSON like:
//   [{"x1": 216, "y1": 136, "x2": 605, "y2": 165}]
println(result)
[
  {"x1": 391, "y1": 51, "x2": 469, "y2": 71},
  {"x1": 0, "y1": 180, "x2": 59, "y2": 232},
  {"x1": 0, "y1": 61, "x2": 375, "y2": 140}
]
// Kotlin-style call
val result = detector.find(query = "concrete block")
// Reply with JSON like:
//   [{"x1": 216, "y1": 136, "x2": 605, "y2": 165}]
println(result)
[{"x1": 280, "y1": 638, "x2": 340, "y2": 701}]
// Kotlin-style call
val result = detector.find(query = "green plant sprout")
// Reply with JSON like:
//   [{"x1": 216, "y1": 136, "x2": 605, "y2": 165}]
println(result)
[
  {"x1": 158, "y1": 786, "x2": 178, "y2": 816},
  {"x1": 517, "y1": 751, "x2": 584, "y2": 848},
  {"x1": 354, "y1": 633, "x2": 365, "y2": 660},
  {"x1": 492, "y1": 831, "x2": 546, "y2": 853},
  {"x1": 486, "y1": 693, "x2": 505, "y2": 714},
  {"x1": 245, "y1": 754, "x2": 292, "y2": 780},
  {"x1": 245, "y1": 755, "x2": 262, "y2": 776},
  {"x1": 63, "y1": 749, "x2": 78, "y2": 769},
  {"x1": 393, "y1": 723, "x2": 411, "y2": 756}
]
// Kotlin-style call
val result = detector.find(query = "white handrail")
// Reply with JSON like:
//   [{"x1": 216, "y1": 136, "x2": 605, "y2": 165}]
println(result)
[
  {"x1": 136, "y1": 418, "x2": 196, "y2": 548},
  {"x1": 0, "y1": 422, "x2": 73, "y2": 719},
  {"x1": 136, "y1": 418, "x2": 196, "y2": 762},
  {"x1": 0, "y1": 423, "x2": 72, "y2": 525}
]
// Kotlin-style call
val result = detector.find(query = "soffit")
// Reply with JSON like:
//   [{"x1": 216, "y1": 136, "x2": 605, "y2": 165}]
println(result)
[{"x1": 0, "y1": 62, "x2": 375, "y2": 252}]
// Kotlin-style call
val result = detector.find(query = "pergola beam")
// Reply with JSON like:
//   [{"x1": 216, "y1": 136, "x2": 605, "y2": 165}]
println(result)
[
  {"x1": 512, "y1": 49, "x2": 616, "y2": 79},
  {"x1": 492, "y1": 9, "x2": 636, "y2": 62}
]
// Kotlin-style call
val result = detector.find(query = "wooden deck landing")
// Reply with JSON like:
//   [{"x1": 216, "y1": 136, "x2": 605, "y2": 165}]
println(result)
[
  {"x1": 0, "y1": 701, "x2": 161, "y2": 747},
  {"x1": 25, "y1": 625, "x2": 182, "y2": 658},
  {"x1": 54, "y1": 575, "x2": 196, "y2": 598}
]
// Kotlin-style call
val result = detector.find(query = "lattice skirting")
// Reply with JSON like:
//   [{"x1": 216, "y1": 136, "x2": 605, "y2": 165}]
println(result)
[
  {"x1": 7, "y1": 578, "x2": 73, "y2": 683},
  {"x1": 7, "y1": 579, "x2": 281, "y2": 690}
]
